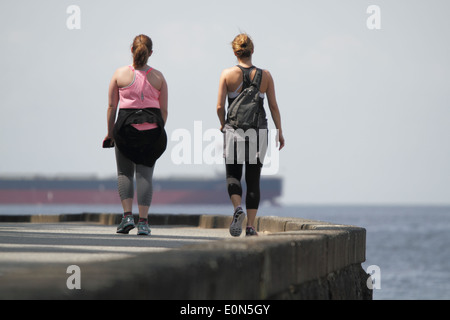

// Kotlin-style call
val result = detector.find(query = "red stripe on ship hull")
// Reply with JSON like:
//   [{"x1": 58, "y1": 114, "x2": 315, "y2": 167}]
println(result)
[{"x1": 0, "y1": 190, "x2": 231, "y2": 205}]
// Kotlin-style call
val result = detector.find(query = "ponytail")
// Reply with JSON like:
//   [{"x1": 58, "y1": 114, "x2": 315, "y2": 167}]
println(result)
[{"x1": 132, "y1": 34, "x2": 153, "y2": 69}]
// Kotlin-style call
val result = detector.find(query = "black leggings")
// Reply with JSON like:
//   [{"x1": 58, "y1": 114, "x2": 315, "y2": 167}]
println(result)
[{"x1": 226, "y1": 161, "x2": 262, "y2": 210}]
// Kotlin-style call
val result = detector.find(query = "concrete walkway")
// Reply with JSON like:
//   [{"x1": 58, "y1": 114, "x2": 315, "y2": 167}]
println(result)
[
  {"x1": 0, "y1": 222, "x2": 232, "y2": 276},
  {"x1": 0, "y1": 213, "x2": 370, "y2": 300}
]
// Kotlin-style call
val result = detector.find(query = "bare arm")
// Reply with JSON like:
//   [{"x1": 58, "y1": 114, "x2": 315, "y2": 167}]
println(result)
[
  {"x1": 216, "y1": 70, "x2": 228, "y2": 131},
  {"x1": 105, "y1": 71, "x2": 119, "y2": 140},
  {"x1": 159, "y1": 74, "x2": 168, "y2": 124},
  {"x1": 265, "y1": 71, "x2": 285, "y2": 150}
]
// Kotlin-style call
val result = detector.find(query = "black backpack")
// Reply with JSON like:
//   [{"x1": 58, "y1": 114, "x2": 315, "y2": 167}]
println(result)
[{"x1": 226, "y1": 66, "x2": 263, "y2": 131}]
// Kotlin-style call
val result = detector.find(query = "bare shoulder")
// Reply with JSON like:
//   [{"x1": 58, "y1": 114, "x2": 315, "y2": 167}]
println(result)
[
  {"x1": 222, "y1": 66, "x2": 243, "y2": 87},
  {"x1": 115, "y1": 65, "x2": 132, "y2": 76},
  {"x1": 112, "y1": 66, "x2": 133, "y2": 82},
  {"x1": 221, "y1": 66, "x2": 241, "y2": 77},
  {"x1": 150, "y1": 67, "x2": 163, "y2": 77},
  {"x1": 147, "y1": 67, "x2": 167, "y2": 91},
  {"x1": 112, "y1": 65, "x2": 134, "y2": 88},
  {"x1": 260, "y1": 69, "x2": 274, "y2": 93},
  {"x1": 261, "y1": 69, "x2": 273, "y2": 79},
  {"x1": 150, "y1": 67, "x2": 166, "y2": 82}
]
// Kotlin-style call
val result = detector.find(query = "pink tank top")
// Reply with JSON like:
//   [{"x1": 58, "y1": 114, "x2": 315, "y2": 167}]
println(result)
[{"x1": 119, "y1": 66, "x2": 160, "y2": 130}]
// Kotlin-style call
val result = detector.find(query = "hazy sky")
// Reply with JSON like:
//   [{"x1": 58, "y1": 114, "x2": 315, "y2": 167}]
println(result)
[{"x1": 1, "y1": 0, "x2": 449, "y2": 205}]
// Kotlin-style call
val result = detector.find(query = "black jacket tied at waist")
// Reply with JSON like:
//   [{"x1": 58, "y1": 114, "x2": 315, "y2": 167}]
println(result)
[{"x1": 113, "y1": 108, "x2": 167, "y2": 167}]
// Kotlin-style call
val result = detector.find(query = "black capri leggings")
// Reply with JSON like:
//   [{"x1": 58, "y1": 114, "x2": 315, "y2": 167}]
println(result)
[{"x1": 226, "y1": 161, "x2": 262, "y2": 210}]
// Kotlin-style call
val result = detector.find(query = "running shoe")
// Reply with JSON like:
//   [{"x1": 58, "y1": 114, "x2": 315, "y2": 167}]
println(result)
[
  {"x1": 116, "y1": 215, "x2": 135, "y2": 234},
  {"x1": 137, "y1": 221, "x2": 151, "y2": 236},
  {"x1": 246, "y1": 226, "x2": 258, "y2": 236},
  {"x1": 229, "y1": 206, "x2": 245, "y2": 237}
]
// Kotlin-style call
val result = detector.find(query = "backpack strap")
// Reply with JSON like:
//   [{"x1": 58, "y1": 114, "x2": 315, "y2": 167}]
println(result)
[
  {"x1": 236, "y1": 65, "x2": 260, "y2": 89},
  {"x1": 251, "y1": 68, "x2": 263, "y2": 90}
]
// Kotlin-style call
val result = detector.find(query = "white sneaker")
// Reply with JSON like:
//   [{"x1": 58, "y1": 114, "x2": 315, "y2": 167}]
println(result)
[{"x1": 229, "y1": 206, "x2": 245, "y2": 237}]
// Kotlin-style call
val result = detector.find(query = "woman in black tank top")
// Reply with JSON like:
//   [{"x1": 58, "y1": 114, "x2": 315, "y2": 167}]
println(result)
[{"x1": 216, "y1": 33, "x2": 285, "y2": 237}]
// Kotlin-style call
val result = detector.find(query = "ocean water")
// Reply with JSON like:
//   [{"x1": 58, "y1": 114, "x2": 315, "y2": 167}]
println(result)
[{"x1": 0, "y1": 203, "x2": 449, "y2": 300}]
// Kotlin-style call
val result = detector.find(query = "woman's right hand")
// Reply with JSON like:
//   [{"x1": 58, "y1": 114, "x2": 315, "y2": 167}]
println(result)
[
  {"x1": 277, "y1": 130, "x2": 285, "y2": 150},
  {"x1": 103, "y1": 135, "x2": 115, "y2": 148}
]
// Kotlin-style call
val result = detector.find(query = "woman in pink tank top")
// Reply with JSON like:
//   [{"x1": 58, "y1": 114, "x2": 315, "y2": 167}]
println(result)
[{"x1": 104, "y1": 34, "x2": 168, "y2": 236}]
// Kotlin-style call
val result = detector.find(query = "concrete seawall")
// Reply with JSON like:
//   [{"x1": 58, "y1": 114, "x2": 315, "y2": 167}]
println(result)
[{"x1": 0, "y1": 213, "x2": 372, "y2": 300}]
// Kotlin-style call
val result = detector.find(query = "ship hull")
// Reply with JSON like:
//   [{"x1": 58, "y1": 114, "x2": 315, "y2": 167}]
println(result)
[{"x1": 0, "y1": 177, "x2": 282, "y2": 205}]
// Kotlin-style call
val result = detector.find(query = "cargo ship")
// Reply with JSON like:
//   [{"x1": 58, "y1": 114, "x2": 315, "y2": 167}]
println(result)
[{"x1": 0, "y1": 176, "x2": 282, "y2": 205}]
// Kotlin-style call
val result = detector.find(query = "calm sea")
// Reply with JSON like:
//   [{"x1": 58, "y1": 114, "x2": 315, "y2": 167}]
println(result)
[{"x1": 1, "y1": 203, "x2": 449, "y2": 300}]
